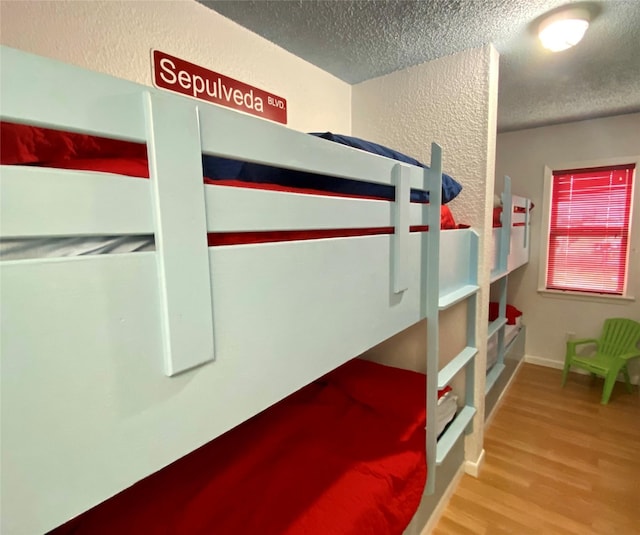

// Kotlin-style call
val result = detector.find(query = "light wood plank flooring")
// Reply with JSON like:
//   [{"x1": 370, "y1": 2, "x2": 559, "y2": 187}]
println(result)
[{"x1": 432, "y1": 363, "x2": 640, "y2": 535}]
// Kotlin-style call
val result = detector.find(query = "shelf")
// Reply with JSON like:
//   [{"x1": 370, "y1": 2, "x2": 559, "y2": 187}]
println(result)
[
  {"x1": 438, "y1": 346, "x2": 477, "y2": 389},
  {"x1": 438, "y1": 284, "x2": 479, "y2": 310},
  {"x1": 485, "y1": 362, "x2": 506, "y2": 395},
  {"x1": 488, "y1": 317, "x2": 507, "y2": 338},
  {"x1": 436, "y1": 405, "x2": 476, "y2": 465}
]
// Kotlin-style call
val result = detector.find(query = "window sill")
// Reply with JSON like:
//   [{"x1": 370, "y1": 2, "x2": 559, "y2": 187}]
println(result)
[{"x1": 537, "y1": 288, "x2": 636, "y2": 304}]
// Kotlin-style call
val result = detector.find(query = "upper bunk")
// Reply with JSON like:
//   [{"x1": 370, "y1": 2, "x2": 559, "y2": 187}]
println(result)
[
  {"x1": 485, "y1": 176, "x2": 532, "y2": 395},
  {"x1": 0, "y1": 46, "x2": 481, "y2": 534},
  {"x1": 490, "y1": 175, "x2": 532, "y2": 283}
]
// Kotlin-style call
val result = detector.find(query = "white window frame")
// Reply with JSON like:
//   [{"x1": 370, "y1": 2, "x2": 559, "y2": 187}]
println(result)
[{"x1": 537, "y1": 155, "x2": 639, "y2": 303}]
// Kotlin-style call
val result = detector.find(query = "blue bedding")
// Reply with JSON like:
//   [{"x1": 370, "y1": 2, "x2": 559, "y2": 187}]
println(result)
[{"x1": 202, "y1": 132, "x2": 462, "y2": 204}]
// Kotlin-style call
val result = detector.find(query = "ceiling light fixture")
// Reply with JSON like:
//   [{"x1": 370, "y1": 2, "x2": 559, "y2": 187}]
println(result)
[{"x1": 538, "y1": 7, "x2": 590, "y2": 52}]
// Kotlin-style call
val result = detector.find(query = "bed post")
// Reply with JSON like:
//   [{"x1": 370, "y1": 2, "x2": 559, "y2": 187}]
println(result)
[
  {"x1": 392, "y1": 163, "x2": 411, "y2": 293},
  {"x1": 496, "y1": 177, "x2": 513, "y2": 384},
  {"x1": 499, "y1": 176, "x2": 513, "y2": 273},
  {"x1": 143, "y1": 92, "x2": 215, "y2": 376},
  {"x1": 424, "y1": 143, "x2": 442, "y2": 494},
  {"x1": 524, "y1": 198, "x2": 531, "y2": 249}
]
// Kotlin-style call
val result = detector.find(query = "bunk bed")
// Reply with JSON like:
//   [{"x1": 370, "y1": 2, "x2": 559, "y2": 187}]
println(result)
[
  {"x1": 0, "y1": 46, "x2": 479, "y2": 535},
  {"x1": 485, "y1": 177, "x2": 532, "y2": 408}
]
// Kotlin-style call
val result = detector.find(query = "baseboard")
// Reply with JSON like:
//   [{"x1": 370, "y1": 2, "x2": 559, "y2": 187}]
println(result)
[
  {"x1": 464, "y1": 448, "x2": 485, "y2": 478},
  {"x1": 523, "y1": 354, "x2": 563, "y2": 369},
  {"x1": 524, "y1": 354, "x2": 640, "y2": 385},
  {"x1": 419, "y1": 463, "x2": 465, "y2": 535}
]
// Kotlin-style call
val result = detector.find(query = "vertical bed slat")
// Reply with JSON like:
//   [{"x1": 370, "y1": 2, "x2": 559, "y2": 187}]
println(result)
[
  {"x1": 524, "y1": 198, "x2": 531, "y2": 248},
  {"x1": 499, "y1": 176, "x2": 513, "y2": 272},
  {"x1": 393, "y1": 163, "x2": 411, "y2": 293},
  {"x1": 424, "y1": 143, "x2": 442, "y2": 495},
  {"x1": 143, "y1": 92, "x2": 215, "y2": 376}
]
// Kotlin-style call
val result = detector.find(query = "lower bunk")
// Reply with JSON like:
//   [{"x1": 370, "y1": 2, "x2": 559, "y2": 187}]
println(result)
[
  {"x1": 48, "y1": 358, "x2": 458, "y2": 535},
  {"x1": 485, "y1": 325, "x2": 526, "y2": 422},
  {"x1": 486, "y1": 301, "x2": 524, "y2": 372},
  {"x1": 490, "y1": 176, "x2": 532, "y2": 281}
]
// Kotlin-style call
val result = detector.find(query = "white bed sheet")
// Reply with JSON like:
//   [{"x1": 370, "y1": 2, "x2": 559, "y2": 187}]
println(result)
[
  {"x1": 435, "y1": 391, "x2": 458, "y2": 437},
  {"x1": 0, "y1": 236, "x2": 154, "y2": 260}
]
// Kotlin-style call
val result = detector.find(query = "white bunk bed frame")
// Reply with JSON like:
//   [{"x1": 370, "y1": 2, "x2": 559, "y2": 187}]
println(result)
[
  {"x1": 0, "y1": 46, "x2": 479, "y2": 535},
  {"x1": 486, "y1": 176, "x2": 531, "y2": 394}
]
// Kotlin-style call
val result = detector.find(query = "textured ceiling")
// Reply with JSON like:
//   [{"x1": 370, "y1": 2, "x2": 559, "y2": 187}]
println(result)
[{"x1": 200, "y1": 0, "x2": 640, "y2": 132}]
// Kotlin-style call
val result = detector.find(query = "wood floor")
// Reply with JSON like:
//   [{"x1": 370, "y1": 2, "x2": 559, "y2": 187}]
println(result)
[{"x1": 432, "y1": 363, "x2": 640, "y2": 535}]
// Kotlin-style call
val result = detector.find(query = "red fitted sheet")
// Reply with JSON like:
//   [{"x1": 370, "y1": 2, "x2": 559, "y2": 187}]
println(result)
[{"x1": 492, "y1": 206, "x2": 530, "y2": 228}]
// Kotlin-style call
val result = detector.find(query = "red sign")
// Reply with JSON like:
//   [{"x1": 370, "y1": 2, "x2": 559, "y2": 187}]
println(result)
[{"x1": 152, "y1": 50, "x2": 287, "y2": 125}]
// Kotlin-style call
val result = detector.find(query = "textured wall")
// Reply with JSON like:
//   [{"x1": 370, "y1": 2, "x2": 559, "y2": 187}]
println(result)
[
  {"x1": 496, "y1": 113, "x2": 640, "y2": 377},
  {"x1": 206, "y1": 0, "x2": 640, "y2": 133},
  {"x1": 353, "y1": 45, "x2": 501, "y2": 467},
  {"x1": 352, "y1": 46, "x2": 497, "y2": 230},
  {"x1": 0, "y1": 0, "x2": 351, "y2": 133}
]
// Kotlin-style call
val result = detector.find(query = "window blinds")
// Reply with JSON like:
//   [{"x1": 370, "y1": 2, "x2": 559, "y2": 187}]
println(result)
[{"x1": 546, "y1": 164, "x2": 635, "y2": 295}]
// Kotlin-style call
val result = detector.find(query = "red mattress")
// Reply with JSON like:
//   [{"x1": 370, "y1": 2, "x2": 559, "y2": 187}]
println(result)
[{"x1": 48, "y1": 359, "x2": 435, "y2": 535}]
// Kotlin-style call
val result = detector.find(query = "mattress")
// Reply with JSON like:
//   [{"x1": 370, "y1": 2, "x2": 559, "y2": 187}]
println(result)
[{"x1": 47, "y1": 359, "x2": 455, "y2": 535}]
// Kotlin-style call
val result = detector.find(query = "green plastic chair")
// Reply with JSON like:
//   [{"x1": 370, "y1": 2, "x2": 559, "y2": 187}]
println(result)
[{"x1": 561, "y1": 318, "x2": 640, "y2": 404}]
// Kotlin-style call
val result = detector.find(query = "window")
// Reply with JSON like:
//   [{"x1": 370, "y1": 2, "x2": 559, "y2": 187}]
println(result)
[{"x1": 543, "y1": 163, "x2": 635, "y2": 296}]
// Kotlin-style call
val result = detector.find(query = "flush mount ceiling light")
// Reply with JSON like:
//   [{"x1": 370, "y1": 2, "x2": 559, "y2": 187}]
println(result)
[{"x1": 538, "y1": 7, "x2": 590, "y2": 52}]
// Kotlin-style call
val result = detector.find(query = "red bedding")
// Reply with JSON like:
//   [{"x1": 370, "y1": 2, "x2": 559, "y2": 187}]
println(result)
[
  {"x1": 488, "y1": 301, "x2": 523, "y2": 325},
  {"x1": 48, "y1": 359, "x2": 432, "y2": 535},
  {"x1": 492, "y1": 206, "x2": 531, "y2": 228}
]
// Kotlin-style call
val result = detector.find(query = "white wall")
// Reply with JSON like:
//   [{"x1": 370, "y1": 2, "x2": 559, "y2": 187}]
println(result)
[
  {"x1": 496, "y1": 113, "x2": 640, "y2": 378},
  {"x1": 0, "y1": 0, "x2": 351, "y2": 134},
  {"x1": 353, "y1": 46, "x2": 501, "y2": 467}
]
